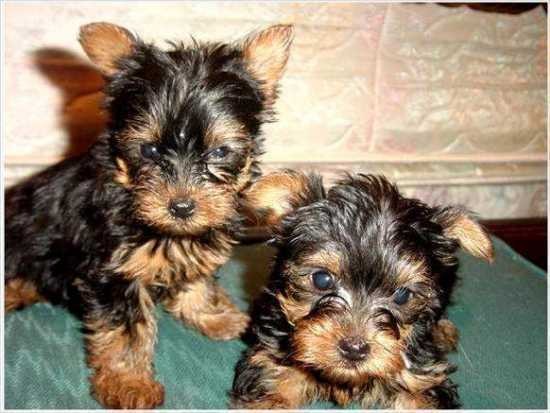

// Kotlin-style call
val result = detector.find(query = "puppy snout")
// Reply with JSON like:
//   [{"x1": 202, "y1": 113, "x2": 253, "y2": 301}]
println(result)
[
  {"x1": 169, "y1": 198, "x2": 196, "y2": 219},
  {"x1": 338, "y1": 337, "x2": 369, "y2": 361}
]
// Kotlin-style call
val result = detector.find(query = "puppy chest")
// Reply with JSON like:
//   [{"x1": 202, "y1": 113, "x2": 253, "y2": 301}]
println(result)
[{"x1": 110, "y1": 238, "x2": 231, "y2": 285}]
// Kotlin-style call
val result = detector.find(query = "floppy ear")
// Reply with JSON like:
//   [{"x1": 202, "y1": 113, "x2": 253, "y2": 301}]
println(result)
[
  {"x1": 434, "y1": 207, "x2": 494, "y2": 263},
  {"x1": 241, "y1": 170, "x2": 323, "y2": 229},
  {"x1": 242, "y1": 24, "x2": 294, "y2": 105},
  {"x1": 79, "y1": 22, "x2": 136, "y2": 76}
]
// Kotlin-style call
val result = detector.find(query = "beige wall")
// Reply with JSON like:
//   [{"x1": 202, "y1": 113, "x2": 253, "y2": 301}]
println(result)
[{"x1": 4, "y1": 2, "x2": 547, "y2": 218}]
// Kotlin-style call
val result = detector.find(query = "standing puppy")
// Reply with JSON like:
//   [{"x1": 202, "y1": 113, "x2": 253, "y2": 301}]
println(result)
[
  {"x1": 5, "y1": 22, "x2": 292, "y2": 409},
  {"x1": 232, "y1": 171, "x2": 493, "y2": 409}
]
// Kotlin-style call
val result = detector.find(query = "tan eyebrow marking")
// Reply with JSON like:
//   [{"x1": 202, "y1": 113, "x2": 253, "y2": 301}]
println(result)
[
  {"x1": 204, "y1": 115, "x2": 248, "y2": 148},
  {"x1": 298, "y1": 249, "x2": 342, "y2": 277},
  {"x1": 395, "y1": 257, "x2": 429, "y2": 285},
  {"x1": 120, "y1": 112, "x2": 161, "y2": 143}
]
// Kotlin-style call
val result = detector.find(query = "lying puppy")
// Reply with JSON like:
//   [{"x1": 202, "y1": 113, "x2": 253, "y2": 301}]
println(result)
[{"x1": 231, "y1": 171, "x2": 493, "y2": 409}]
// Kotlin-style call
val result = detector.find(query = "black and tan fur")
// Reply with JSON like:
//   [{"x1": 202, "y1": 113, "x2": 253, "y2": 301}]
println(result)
[
  {"x1": 5, "y1": 22, "x2": 293, "y2": 409},
  {"x1": 231, "y1": 170, "x2": 494, "y2": 409}
]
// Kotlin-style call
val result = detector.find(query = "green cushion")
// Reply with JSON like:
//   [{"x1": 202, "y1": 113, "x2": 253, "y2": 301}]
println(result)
[{"x1": 4, "y1": 237, "x2": 547, "y2": 409}]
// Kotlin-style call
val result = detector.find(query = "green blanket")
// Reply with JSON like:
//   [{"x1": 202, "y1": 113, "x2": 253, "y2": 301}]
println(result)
[{"x1": 4, "y1": 237, "x2": 547, "y2": 409}]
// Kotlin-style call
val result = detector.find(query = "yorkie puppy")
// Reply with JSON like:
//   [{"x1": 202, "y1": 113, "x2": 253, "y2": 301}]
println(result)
[
  {"x1": 231, "y1": 171, "x2": 494, "y2": 409},
  {"x1": 5, "y1": 22, "x2": 292, "y2": 408}
]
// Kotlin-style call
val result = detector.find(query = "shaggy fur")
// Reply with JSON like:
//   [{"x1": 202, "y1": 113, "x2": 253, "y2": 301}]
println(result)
[
  {"x1": 5, "y1": 22, "x2": 293, "y2": 409},
  {"x1": 231, "y1": 171, "x2": 494, "y2": 409}
]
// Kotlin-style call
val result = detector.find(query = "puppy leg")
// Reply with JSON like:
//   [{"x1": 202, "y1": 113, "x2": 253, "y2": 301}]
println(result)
[
  {"x1": 393, "y1": 380, "x2": 460, "y2": 409},
  {"x1": 394, "y1": 391, "x2": 436, "y2": 409},
  {"x1": 86, "y1": 282, "x2": 164, "y2": 409},
  {"x1": 231, "y1": 347, "x2": 317, "y2": 409},
  {"x1": 394, "y1": 370, "x2": 460, "y2": 409},
  {"x1": 5, "y1": 278, "x2": 43, "y2": 312},
  {"x1": 164, "y1": 278, "x2": 249, "y2": 340}
]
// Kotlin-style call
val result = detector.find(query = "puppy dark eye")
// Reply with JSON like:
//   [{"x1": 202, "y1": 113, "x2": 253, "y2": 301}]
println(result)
[
  {"x1": 393, "y1": 287, "x2": 411, "y2": 305},
  {"x1": 141, "y1": 144, "x2": 161, "y2": 161},
  {"x1": 210, "y1": 146, "x2": 230, "y2": 159},
  {"x1": 312, "y1": 270, "x2": 334, "y2": 291}
]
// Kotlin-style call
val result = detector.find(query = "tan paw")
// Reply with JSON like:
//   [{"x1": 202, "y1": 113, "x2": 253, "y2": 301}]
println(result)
[
  {"x1": 432, "y1": 318, "x2": 459, "y2": 353},
  {"x1": 231, "y1": 395, "x2": 294, "y2": 409},
  {"x1": 200, "y1": 309, "x2": 250, "y2": 341},
  {"x1": 91, "y1": 371, "x2": 165, "y2": 409},
  {"x1": 5, "y1": 278, "x2": 43, "y2": 312}
]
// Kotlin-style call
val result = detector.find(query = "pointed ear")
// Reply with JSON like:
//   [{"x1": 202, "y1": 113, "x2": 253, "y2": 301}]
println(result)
[
  {"x1": 242, "y1": 24, "x2": 294, "y2": 105},
  {"x1": 435, "y1": 207, "x2": 494, "y2": 263},
  {"x1": 79, "y1": 22, "x2": 136, "y2": 76},
  {"x1": 241, "y1": 170, "x2": 323, "y2": 229}
]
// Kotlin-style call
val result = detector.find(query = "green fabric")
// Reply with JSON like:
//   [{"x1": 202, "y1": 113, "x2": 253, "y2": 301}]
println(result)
[{"x1": 4, "y1": 237, "x2": 547, "y2": 409}]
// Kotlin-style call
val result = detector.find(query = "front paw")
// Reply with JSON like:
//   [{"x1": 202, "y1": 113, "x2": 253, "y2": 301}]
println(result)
[
  {"x1": 432, "y1": 319, "x2": 459, "y2": 353},
  {"x1": 393, "y1": 382, "x2": 460, "y2": 409},
  {"x1": 91, "y1": 371, "x2": 165, "y2": 409},
  {"x1": 231, "y1": 396, "x2": 293, "y2": 409},
  {"x1": 201, "y1": 309, "x2": 250, "y2": 340}
]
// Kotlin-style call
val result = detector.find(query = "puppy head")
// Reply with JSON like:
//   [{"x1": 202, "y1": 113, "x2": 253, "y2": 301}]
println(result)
[
  {"x1": 79, "y1": 22, "x2": 293, "y2": 236},
  {"x1": 246, "y1": 171, "x2": 493, "y2": 384}
]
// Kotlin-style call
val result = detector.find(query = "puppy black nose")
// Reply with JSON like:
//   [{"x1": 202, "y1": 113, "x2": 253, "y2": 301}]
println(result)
[
  {"x1": 169, "y1": 198, "x2": 196, "y2": 219},
  {"x1": 338, "y1": 337, "x2": 369, "y2": 361}
]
